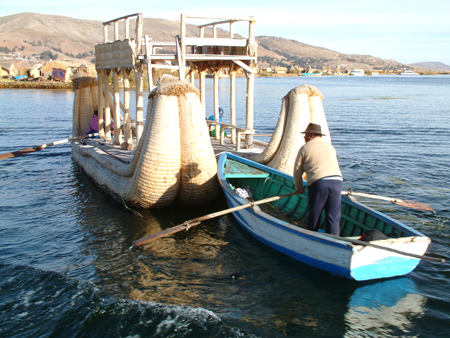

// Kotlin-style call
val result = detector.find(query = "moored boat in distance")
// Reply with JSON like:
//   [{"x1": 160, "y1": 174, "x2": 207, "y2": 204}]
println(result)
[
  {"x1": 300, "y1": 72, "x2": 322, "y2": 76},
  {"x1": 217, "y1": 152, "x2": 431, "y2": 281},
  {"x1": 349, "y1": 69, "x2": 365, "y2": 76},
  {"x1": 400, "y1": 70, "x2": 418, "y2": 75}
]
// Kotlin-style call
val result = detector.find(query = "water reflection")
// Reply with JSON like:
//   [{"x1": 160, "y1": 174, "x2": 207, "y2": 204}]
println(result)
[{"x1": 345, "y1": 278, "x2": 425, "y2": 337}]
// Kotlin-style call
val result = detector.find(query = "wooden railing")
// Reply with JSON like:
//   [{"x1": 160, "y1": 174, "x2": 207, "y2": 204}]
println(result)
[{"x1": 206, "y1": 120, "x2": 254, "y2": 150}]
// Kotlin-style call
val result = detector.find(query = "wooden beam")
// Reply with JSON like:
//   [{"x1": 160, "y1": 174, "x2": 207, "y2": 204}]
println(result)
[
  {"x1": 233, "y1": 60, "x2": 254, "y2": 73},
  {"x1": 183, "y1": 37, "x2": 247, "y2": 47},
  {"x1": 102, "y1": 13, "x2": 140, "y2": 26}
]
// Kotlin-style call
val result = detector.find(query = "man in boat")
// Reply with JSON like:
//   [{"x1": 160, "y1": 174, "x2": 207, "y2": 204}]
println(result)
[{"x1": 293, "y1": 123, "x2": 343, "y2": 236}]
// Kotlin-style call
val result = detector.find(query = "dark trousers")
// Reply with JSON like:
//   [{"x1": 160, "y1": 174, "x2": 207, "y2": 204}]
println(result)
[{"x1": 307, "y1": 179, "x2": 342, "y2": 236}]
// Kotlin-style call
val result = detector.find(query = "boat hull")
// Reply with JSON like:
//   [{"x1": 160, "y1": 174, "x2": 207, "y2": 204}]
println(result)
[{"x1": 218, "y1": 152, "x2": 430, "y2": 281}]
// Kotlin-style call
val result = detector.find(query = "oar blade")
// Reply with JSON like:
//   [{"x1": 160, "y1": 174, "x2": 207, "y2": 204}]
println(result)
[
  {"x1": 0, "y1": 147, "x2": 38, "y2": 160},
  {"x1": 392, "y1": 199, "x2": 434, "y2": 212},
  {"x1": 133, "y1": 221, "x2": 201, "y2": 247}
]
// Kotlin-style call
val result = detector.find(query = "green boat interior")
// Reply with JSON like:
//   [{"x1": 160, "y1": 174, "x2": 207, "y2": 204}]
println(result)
[{"x1": 224, "y1": 158, "x2": 406, "y2": 239}]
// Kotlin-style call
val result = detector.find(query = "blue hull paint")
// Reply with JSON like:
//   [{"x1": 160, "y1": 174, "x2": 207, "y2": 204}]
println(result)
[
  {"x1": 223, "y1": 191, "x2": 353, "y2": 279},
  {"x1": 218, "y1": 152, "x2": 430, "y2": 281}
]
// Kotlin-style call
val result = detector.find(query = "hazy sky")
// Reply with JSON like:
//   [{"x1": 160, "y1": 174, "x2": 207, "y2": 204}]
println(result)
[{"x1": 2, "y1": 0, "x2": 449, "y2": 65}]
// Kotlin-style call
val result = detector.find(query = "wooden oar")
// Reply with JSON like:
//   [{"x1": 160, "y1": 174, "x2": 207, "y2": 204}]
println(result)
[
  {"x1": 132, "y1": 191, "x2": 300, "y2": 247},
  {"x1": 342, "y1": 190, "x2": 434, "y2": 212},
  {"x1": 324, "y1": 233, "x2": 445, "y2": 263},
  {"x1": 0, "y1": 134, "x2": 98, "y2": 160}
]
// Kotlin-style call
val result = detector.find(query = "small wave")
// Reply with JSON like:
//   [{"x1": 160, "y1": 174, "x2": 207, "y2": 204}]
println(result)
[{"x1": 0, "y1": 264, "x2": 257, "y2": 338}]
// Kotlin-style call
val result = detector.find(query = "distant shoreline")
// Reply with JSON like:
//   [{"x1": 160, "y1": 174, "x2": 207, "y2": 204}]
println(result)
[
  {"x1": 0, "y1": 80, "x2": 73, "y2": 89},
  {"x1": 1, "y1": 72, "x2": 449, "y2": 90}
]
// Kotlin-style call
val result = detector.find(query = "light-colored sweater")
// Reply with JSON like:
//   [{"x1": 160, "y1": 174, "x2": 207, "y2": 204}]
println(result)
[{"x1": 293, "y1": 137, "x2": 342, "y2": 188}]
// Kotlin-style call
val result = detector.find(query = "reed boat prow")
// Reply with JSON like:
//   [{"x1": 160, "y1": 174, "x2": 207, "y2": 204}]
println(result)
[{"x1": 217, "y1": 152, "x2": 431, "y2": 281}]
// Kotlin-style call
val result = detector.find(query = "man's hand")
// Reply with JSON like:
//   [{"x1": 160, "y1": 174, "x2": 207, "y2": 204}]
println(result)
[{"x1": 294, "y1": 187, "x2": 304, "y2": 195}]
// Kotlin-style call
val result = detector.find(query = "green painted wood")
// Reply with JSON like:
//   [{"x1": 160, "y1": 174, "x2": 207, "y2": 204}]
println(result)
[
  {"x1": 224, "y1": 159, "x2": 270, "y2": 178},
  {"x1": 341, "y1": 214, "x2": 372, "y2": 232},
  {"x1": 224, "y1": 159, "x2": 410, "y2": 240}
]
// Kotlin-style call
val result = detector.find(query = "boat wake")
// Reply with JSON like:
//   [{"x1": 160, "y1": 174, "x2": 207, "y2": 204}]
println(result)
[{"x1": 0, "y1": 263, "x2": 256, "y2": 338}]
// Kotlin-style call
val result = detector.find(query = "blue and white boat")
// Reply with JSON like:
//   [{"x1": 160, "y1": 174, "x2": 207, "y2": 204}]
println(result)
[
  {"x1": 400, "y1": 70, "x2": 418, "y2": 75},
  {"x1": 217, "y1": 152, "x2": 431, "y2": 281},
  {"x1": 349, "y1": 69, "x2": 365, "y2": 76}
]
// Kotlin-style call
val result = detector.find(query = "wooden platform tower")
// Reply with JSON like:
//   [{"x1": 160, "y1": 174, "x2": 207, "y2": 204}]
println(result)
[{"x1": 94, "y1": 13, "x2": 258, "y2": 150}]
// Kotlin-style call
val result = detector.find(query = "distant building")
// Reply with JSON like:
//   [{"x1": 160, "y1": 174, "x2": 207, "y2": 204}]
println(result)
[
  {"x1": 27, "y1": 64, "x2": 43, "y2": 78},
  {"x1": 0, "y1": 61, "x2": 17, "y2": 77},
  {"x1": 275, "y1": 67, "x2": 287, "y2": 74},
  {"x1": 259, "y1": 66, "x2": 272, "y2": 73},
  {"x1": 40, "y1": 61, "x2": 83, "y2": 82}
]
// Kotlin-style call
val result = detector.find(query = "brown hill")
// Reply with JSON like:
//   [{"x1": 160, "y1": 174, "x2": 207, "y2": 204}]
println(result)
[
  {"x1": 409, "y1": 62, "x2": 450, "y2": 72},
  {"x1": 256, "y1": 36, "x2": 429, "y2": 73},
  {"x1": 0, "y1": 12, "x2": 434, "y2": 73}
]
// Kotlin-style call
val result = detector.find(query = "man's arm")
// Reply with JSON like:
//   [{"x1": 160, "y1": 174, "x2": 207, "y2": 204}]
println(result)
[{"x1": 293, "y1": 151, "x2": 305, "y2": 194}]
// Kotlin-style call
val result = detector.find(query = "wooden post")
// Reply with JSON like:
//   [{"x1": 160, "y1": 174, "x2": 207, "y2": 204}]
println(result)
[
  {"x1": 135, "y1": 66, "x2": 144, "y2": 143},
  {"x1": 190, "y1": 69, "x2": 195, "y2": 84},
  {"x1": 244, "y1": 16, "x2": 257, "y2": 148},
  {"x1": 214, "y1": 70, "x2": 220, "y2": 140},
  {"x1": 97, "y1": 70, "x2": 105, "y2": 139},
  {"x1": 103, "y1": 25, "x2": 108, "y2": 43},
  {"x1": 102, "y1": 70, "x2": 112, "y2": 142},
  {"x1": 245, "y1": 72, "x2": 254, "y2": 147},
  {"x1": 135, "y1": 14, "x2": 143, "y2": 57},
  {"x1": 230, "y1": 22, "x2": 234, "y2": 38},
  {"x1": 199, "y1": 70, "x2": 206, "y2": 115},
  {"x1": 112, "y1": 69, "x2": 122, "y2": 145},
  {"x1": 199, "y1": 27, "x2": 205, "y2": 54},
  {"x1": 114, "y1": 21, "x2": 119, "y2": 40},
  {"x1": 144, "y1": 35, "x2": 153, "y2": 90},
  {"x1": 124, "y1": 17, "x2": 129, "y2": 39},
  {"x1": 179, "y1": 14, "x2": 186, "y2": 80},
  {"x1": 230, "y1": 70, "x2": 236, "y2": 144},
  {"x1": 122, "y1": 68, "x2": 133, "y2": 149}
]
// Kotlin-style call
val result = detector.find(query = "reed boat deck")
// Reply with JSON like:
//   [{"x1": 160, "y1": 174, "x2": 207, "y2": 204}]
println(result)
[{"x1": 83, "y1": 136, "x2": 266, "y2": 165}]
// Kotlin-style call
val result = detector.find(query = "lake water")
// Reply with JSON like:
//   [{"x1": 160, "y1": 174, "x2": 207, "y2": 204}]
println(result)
[{"x1": 1, "y1": 75, "x2": 449, "y2": 337}]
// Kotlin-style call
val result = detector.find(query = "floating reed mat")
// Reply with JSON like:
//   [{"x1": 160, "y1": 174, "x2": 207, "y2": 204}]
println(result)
[{"x1": 72, "y1": 75, "x2": 218, "y2": 208}]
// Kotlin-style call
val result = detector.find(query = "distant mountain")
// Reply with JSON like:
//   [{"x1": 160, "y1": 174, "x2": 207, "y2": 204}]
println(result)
[
  {"x1": 409, "y1": 62, "x2": 450, "y2": 72},
  {"x1": 0, "y1": 12, "x2": 205, "y2": 63},
  {"x1": 255, "y1": 36, "x2": 423, "y2": 72},
  {"x1": 0, "y1": 12, "x2": 437, "y2": 73}
]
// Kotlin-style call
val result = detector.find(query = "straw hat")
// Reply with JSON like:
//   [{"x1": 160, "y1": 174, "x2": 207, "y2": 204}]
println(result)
[{"x1": 301, "y1": 123, "x2": 326, "y2": 136}]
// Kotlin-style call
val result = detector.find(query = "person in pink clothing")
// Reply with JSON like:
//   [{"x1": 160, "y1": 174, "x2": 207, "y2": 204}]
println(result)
[{"x1": 86, "y1": 109, "x2": 99, "y2": 136}]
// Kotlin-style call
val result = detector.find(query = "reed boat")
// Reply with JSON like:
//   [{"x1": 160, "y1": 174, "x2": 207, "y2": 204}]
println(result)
[
  {"x1": 70, "y1": 13, "x2": 260, "y2": 208},
  {"x1": 218, "y1": 152, "x2": 431, "y2": 281}
]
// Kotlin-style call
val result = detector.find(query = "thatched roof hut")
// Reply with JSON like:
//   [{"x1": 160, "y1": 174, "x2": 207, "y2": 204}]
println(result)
[
  {"x1": 0, "y1": 61, "x2": 17, "y2": 77},
  {"x1": 40, "y1": 61, "x2": 83, "y2": 82},
  {"x1": 27, "y1": 64, "x2": 43, "y2": 78}
]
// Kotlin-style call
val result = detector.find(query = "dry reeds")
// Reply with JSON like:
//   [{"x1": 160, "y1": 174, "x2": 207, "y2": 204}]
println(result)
[
  {"x1": 72, "y1": 77, "x2": 218, "y2": 208},
  {"x1": 249, "y1": 84, "x2": 330, "y2": 175}
]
